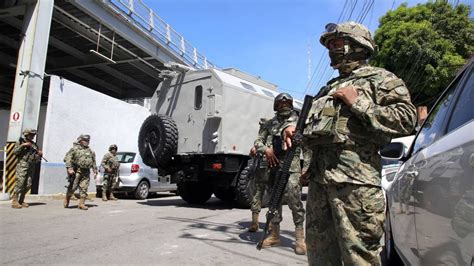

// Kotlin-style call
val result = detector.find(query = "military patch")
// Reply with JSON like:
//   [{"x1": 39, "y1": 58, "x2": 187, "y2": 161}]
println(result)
[{"x1": 394, "y1": 86, "x2": 408, "y2": 95}]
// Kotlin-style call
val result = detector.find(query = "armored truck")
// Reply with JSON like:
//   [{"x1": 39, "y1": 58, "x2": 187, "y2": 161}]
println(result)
[{"x1": 138, "y1": 64, "x2": 301, "y2": 206}]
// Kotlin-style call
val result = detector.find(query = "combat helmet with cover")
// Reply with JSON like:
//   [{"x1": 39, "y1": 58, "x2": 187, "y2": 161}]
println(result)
[
  {"x1": 273, "y1": 93, "x2": 293, "y2": 111},
  {"x1": 320, "y1": 22, "x2": 377, "y2": 74},
  {"x1": 22, "y1": 128, "x2": 37, "y2": 136},
  {"x1": 109, "y1": 144, "x2": 118, "y2": 151}
]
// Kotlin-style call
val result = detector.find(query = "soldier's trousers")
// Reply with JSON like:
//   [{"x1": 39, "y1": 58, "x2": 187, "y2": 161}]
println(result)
[
  {"x1": 306, "y1": 181, "x2": 385, "y2": 266},
  {"x1": 272, "y1": 171, "x2": 305, "y2": 228},
  {"x1": 102, "y1": 173, "x2": 117, "y2": 192},
  {"x1": 67, "y1": 169, "x2": 90, "y2": 199},
  {"x1": 14, "y1": 161, "x2": 33, "y2": 195},
  {"x1": 250, "y1": 168, "x2": 271, "y2": 213}
]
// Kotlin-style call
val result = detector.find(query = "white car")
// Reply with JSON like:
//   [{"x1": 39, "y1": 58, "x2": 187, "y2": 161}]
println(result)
[{"x1": 96, "y1": 151, "x2": 177, "y2": 199}]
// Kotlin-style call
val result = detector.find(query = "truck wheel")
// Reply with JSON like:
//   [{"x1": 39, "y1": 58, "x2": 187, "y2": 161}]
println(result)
[
  {"x1": 213, "y1": 187, "x2": 235, "y2": 202},
  {"x1": 234, "y1": 166, "x2": 271, "y2": 208},
  {"x1": 138, "y1": 114, "x2": 178, "y2": 169},
  {"x1": 178, "y1": 181, "x2": 212, "y2": 204}
]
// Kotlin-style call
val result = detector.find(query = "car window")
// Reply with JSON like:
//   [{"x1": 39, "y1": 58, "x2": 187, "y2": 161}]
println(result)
[
  {"x1": 446, "y1": 68, "x2": 473, "y2": 133},
  {"x1": 412, "y1": 79, "x2": 459, "y2": 154},
  {"x1": 116, "y1": 152, "x2": 136, "y2": 163}
]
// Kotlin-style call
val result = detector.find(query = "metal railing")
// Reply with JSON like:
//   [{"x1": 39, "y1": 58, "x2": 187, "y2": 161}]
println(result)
[{"x1": 101, "y1": 0, "x2": 218, "y2": 70}]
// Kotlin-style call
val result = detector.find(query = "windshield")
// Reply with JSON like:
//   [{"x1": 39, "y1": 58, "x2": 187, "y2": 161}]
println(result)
[{"x1": 116, "y1": 152, "x2": 136, "y2": 163}]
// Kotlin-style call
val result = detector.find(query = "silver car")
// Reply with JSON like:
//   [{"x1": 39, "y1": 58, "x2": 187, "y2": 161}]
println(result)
[
  {"x1": 382, "y1": 58, "x2": 473, "y2": 265},
  {"x1": 96, "y1": 152, "x2": 177, "y2": 199}
]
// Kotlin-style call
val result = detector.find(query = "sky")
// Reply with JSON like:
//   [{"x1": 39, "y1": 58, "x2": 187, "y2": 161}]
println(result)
[{"x1": 142, "y1": 0, "x2": 472, "y2": 100}]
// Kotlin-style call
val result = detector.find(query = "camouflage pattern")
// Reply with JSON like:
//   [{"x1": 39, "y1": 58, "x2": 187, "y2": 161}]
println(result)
[
  {"x1": 64, "y1": 144, "x2": 97, "y2": 198},
  {"x1": 304, "y1": 63, "x2": 416, "y2": 265},
  {"x1": 250, "y1": 167, "x2": 271, "y2": 213},
  {"x1": 13, "y1": 140, "x2": 40, "y2": 195},
  {"x1": 256, "y1": 110, "x2": 306, "y2": 228},
  {"x1": 320, "y1": 21, "x2": 376, "y2": 54},
  {"x1": 306, "y1": 181, "x2": 385, "y2": 265},
  {"x1": 100, "y1": 151, "x2": 120, "y2": 192}
]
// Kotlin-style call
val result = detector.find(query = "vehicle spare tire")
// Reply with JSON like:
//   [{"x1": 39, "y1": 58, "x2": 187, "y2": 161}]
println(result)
[
  {"x1": 234, "y1": 166, "x2": 270, "y2": 208},
  {"x1": 138, "y1": 114, "x2": 178, "y2": 169}
]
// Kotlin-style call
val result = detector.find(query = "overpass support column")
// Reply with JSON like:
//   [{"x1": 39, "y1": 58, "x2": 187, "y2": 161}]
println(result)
[{"x1": 4, "y1": 0, "x2": 53, "y2": 196}]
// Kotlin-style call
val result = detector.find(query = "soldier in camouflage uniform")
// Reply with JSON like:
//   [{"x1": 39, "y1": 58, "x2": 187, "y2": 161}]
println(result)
[
  {"x1": 283, "y1": 22, "x2": 416, "y2": 265},
  {"x1": 257, "y1": 93, "x2": 308, "y2": 255},
  {"x1": 100, "y1": 144, "x2": 120, "y2": 201},
  {"x1": 248, "y1": 118, "x2": 272, "y2": 232},
  {"x1": 11, "y1": 129, "x2": 42, "y2": 209},
  {"x1": 63, "y1": 134, "x2": 98, "y2": 210}
]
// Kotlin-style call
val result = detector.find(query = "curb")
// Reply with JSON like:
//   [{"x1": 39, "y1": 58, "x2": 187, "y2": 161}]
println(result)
[{"x1": 0, "y1": 192, "x2": 97, "y2": 203}]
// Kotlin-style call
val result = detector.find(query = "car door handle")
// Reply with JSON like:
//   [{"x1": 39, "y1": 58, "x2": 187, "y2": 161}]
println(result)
[{"x1": 406, "y1": 170, "x2": 419, "y2": 178}]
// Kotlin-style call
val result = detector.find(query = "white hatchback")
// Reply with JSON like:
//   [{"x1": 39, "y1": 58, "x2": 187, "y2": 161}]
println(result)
[{"x1": 96, "y1": 152, "x2": 177, "y2": 199}]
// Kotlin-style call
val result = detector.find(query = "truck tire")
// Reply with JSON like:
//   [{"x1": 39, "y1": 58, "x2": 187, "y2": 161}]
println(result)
[
  {"x1": 177, "y1": 181, "x2": 212, "y2": 204},
  {"x1": 234, "y1": 167, "x2": 271, "y2": 208},
  {"x1": 138, "y1": 114, "x2": 178, "y2": 169},
  {"x1": 213, "y1": 187, "x2": 235, "y2": 203}
]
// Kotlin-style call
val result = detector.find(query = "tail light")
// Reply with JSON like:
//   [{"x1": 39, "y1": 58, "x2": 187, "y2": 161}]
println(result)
[
  {"x1": 131, "y1": 164, "x2": 140, "y2": 173},
  {"x1": 212, "y1": 163, "x2": 222, "y2": 170}
]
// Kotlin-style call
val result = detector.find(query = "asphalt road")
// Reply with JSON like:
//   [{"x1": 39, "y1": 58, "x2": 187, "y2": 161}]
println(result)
[{"x1": 0, "y1": 193, "x2": 309, "y2": 265}]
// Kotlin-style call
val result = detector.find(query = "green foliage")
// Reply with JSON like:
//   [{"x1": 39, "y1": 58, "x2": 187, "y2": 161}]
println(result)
[{"x1": 371, "y1": 1, "x2": 473, "y2": 107}]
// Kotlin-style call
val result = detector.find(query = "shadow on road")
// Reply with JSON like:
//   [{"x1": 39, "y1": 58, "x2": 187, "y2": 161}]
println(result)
[{"x1": 137, "y1": 196, "x2": 235, "y2": 210}]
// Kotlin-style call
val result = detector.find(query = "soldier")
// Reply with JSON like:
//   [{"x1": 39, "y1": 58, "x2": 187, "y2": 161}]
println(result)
[
  {"x1": 258, "y1": 93, "x2": 307, "y2": 255},
  {"x1": 100, "y1": 144, "x2": 120, "y2": 201},
  {"x1": 283, "y1": 22, "x2": 417, "y2": 265},
  {"x1": 248, "y1": 118, "x2": 271, "y2": 232},
  {"x1": 11, "y1": 129, "x2": 42, "y2": 209},
  {"x1": 63, "y1": 134, "x2": 98, "y2": 210}
]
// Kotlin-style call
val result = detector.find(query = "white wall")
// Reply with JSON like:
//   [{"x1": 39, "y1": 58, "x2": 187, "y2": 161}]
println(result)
[{"x1": 39, "y1": 76, "x2": 150, "y2": 194}]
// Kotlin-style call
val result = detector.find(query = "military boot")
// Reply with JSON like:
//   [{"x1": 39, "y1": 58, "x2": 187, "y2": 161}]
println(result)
[
  {"x1": 78, "y1": 198, "x2": 88, "y2": 210},
  {"x1": 64, "y1": 192, "x2": 72, "y2": 208},
  {"x1": 102, "y1": 190, "x2": 108, "y2": 201},
  {"x1": 261, "y1": 223, "x2": 281, "y2": 248},
  {"x1": 108, "y1": 189, "x2": 118, "y2": 201},
  {"x1": 248, "y1": 212, "x2": 259, "y2": 232},
  {"x1": 11, "y1": 193, "x2": 22, "y2": 209},
  {"x1": 19, "y1": 193, "x2": 29, "y2": 208},
  {"x1": 294, "y1": 227, "x2": 307, "y2": 255}
]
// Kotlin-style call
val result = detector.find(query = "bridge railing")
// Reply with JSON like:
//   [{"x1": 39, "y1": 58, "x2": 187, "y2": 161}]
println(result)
[{"x1": 102, "y1": 0, "x2": 217, "y2": 69}]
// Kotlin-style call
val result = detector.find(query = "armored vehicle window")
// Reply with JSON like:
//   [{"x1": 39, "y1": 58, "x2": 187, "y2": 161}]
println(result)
[
  {"x1": 262, "y1": 89, "x2": 275, "y2": 98},
  {"x1": 240, "y1": 82, "x2": 257, "y2": 92},
  {"x1": 195, "y1": 85, "x2": 203, "y2": 110}
]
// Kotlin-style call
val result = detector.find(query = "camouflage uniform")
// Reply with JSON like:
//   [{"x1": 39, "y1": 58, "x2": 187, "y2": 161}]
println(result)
[
  {"x1": 250, "y1": 118, "x2": 272, "y2": 215},
  {"x1": 12, "y1": 129, "x2": 41, "y2": 208},
  {"x1": 100, "y1": 148, "x2": 120, "y2": 201},
  {"x1": 64, "y1": 135, "x2": 97, "y2": 210},
  {"x1": 258, "y1": 108, "x2": 309, "y2": 255},
  {"x1": 302, "y1": 22, "x2": 417, "y2": 265}
]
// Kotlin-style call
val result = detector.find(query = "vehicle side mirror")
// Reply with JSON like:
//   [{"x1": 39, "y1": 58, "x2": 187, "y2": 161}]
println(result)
[{"x1": 380, "y1": 142, "x2": 405, "y2": 160}]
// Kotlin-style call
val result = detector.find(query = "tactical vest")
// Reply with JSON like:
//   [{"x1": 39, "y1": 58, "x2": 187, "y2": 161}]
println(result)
[{"x1": 74, "y1": 148, "x2": 95, "y2": 169}]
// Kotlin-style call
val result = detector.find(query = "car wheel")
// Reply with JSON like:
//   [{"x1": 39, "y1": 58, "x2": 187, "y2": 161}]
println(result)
[
  {"x1": 134, "y1": 180, "x2": 150, "y2": 200},
  {"x1": 177, "y1": 181, "x2": 212, "y2": 204},
  {"x1": 96, "y1": 186, "x2": 103, "y2": 198},
  {"x1": 383, "y1": 210, "x2": 403, "y2": 265}
]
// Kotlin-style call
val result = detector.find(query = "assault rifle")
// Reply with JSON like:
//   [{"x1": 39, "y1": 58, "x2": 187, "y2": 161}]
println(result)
[
  {"x1": 257, "y1": 95, "x2": 313, "y2": 250},
  {"x1": 19, "y1": 137, "x2": 48, "y2": 162}
]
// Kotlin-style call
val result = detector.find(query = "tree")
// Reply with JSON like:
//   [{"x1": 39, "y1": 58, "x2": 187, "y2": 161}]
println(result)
[{"x1": 371, "y1": 1, "x2": 473, "y2": 107}]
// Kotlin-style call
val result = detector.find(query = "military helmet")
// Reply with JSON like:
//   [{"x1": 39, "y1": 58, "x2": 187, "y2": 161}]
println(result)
[
  {"x1": 78, "y1": 134, "x2": 90, "y2": 141},
  {"x1": 320, "y1": 22, "x2": 376, "y2": 55},
  {"x1": 273, "y1": 93, "x2": 293, "y2": 111},
  {"x1": 109, "y1": 144, "x2": 118, "y2": 151},
  {"x1": 22, "y1": 128, "x2": 37, "y2": 136}
]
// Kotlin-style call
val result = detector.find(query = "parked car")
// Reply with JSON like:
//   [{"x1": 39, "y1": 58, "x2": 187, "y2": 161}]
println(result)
[
  {"x1": 381, "y1": 58, "x2": 473, "y2": 265},
  {"x1": 96, "y1": 152, "x2": 177, "y2": 199}
]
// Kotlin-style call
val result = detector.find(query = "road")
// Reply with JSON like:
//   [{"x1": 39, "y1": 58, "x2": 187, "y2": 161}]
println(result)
[{"x1": 0, "y1": 193, "x2": 308, "y2": 265}]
